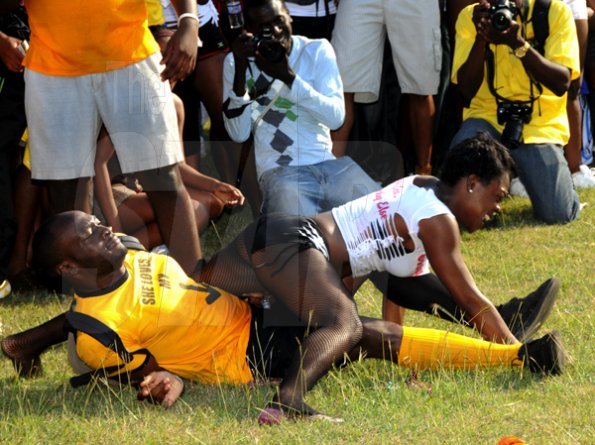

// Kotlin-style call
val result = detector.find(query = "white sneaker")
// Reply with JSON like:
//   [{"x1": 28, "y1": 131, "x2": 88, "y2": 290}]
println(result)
[
  {"x1": 572, "y1": 164, "x2": 595, "y2": 189},
  {"x1": 510, "y1": 177, "x2": 529, "y2": 198}
]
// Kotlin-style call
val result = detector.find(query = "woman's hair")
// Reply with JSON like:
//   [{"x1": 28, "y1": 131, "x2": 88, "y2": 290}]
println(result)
[{"x1": 439, "y1": 132, "x2": 515, "y2": 187}]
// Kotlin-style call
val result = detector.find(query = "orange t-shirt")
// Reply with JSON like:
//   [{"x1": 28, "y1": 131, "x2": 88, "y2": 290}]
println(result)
[{"x1": 24, "y1": 0, "x2": 160, "y2": 76}]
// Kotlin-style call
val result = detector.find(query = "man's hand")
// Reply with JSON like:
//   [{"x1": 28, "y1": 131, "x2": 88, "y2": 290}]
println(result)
[
  {"x1": 472, "y1": 0, "x2": 523, "y2": 50},
  {"x1": 138, "y1": 371, "x2": 184, "y2": 408},
  {"x1": 0, "y1": 33, "x2": 24, "y2": 73},
  {"x1": 160, "y1": 20, "x2": 199, "y2": 83},
  {"x1": 254, "y1": 50, "x2": 295, "y2": 88},
  {"x1": 231, "y1": 31, "x2": 256, "y2": 66}
]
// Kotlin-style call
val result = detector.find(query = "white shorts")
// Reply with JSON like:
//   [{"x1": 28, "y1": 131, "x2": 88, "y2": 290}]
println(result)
[
  {"x1": 25, "y1": 52, "x2": 182, "y2": 180},
  {"x1": 331, "y1": 0, "x2": 442, "y2": 102}
]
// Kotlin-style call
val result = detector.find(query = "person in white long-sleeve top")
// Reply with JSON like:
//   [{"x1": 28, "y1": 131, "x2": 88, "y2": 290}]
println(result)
[{"x1": 222, "y1": 0, "x2": 378, "y2": 216}]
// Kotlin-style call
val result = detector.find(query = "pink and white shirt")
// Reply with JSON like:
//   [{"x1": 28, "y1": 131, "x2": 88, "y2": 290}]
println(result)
[{"x1": 331, "y1": 176, "x2": 452, "y2": 278}]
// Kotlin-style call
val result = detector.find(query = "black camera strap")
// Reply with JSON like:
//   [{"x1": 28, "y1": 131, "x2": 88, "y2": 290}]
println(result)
[
  {"x1": 485, "y1": 47, "x2": 537, "y2": 108},
  {"x1": 484, "y1": 0, "x2": 546, "y2": 112},
  {"x1": 523, "y1": 0, "x2": 551, "y2": 57}
]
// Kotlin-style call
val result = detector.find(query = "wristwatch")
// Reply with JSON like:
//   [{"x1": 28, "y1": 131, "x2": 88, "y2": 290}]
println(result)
[{"x1": 514, "y1": 41, "x2": 531, "y2": 59}]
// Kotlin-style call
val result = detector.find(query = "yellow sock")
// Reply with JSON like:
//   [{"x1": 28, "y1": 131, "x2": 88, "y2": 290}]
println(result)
[{"x1": 398, "y1": 326, "x2": 523, "y2": 370}]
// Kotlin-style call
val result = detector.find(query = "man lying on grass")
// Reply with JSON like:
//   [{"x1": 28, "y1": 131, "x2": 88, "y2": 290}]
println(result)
[{"x1": 1, "y1": 211, "x2": 566, "y2": 424}]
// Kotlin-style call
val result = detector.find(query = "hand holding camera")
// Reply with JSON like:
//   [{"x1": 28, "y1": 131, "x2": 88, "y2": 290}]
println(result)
[{"x1": 473, "y1": 0, "x2": 523, "y2": 49}]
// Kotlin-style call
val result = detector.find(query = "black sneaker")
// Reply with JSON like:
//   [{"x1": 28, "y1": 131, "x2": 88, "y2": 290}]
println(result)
[
  {"x1": 497, "y1": 278, "x2": 560, "y2": 342},
  {"x1": 518, "y1": 330, "x2": 567, "y2": 376}
]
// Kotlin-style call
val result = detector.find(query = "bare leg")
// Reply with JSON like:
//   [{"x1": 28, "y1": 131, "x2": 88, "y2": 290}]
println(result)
[
  {"x1": 382, "y1": 295, "x2": 405, "y2": 325},
  {"x1": 8, "y1": 166, "x2": 41, "y2": 276},
  {"x1": 408, "y1": 94, "x2": 435, "y2": 174},
  {"x1": 187, "y1": 188, "x2": 224, "y2": 230},
  {"x1": 46, "y1": 177, "x2": 92, "y2": 215},
  {"x1": 331, "y1": 92, "x2": 355, "y2": 157},
  {"x1": 172, "y1": 93, "x2": 201, "y2": 170},
  {"x1": 193, "y1": 53, "x2": 239, "y2": 185},
  {"x1": 135, "y1": 164, "x2": 201, "y2": 274}
]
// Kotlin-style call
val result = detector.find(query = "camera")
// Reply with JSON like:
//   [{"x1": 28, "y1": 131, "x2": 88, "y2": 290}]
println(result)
[
  {"x1": 488, "y1": 0, "x2": 519, "y2": 31},
  {"x1": 252, "y1": 26, "x2": 285, "y2": 63},
  {"x1": 497, "y1": 101, "x2": 532, "y2": 149}
]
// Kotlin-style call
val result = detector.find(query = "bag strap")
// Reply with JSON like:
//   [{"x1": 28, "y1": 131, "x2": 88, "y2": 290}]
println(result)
[
  {"x1": 531, "y1": 0, "x2": 550, "y2": 56},
  {"x1": 65, "y1": 311, "x2": 152, "y2": 388},
  {"x1": 118, "y1": 235, "x2": 146, "y2": 252}
]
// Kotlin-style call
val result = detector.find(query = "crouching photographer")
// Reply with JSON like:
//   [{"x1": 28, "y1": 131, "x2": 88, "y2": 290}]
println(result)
[{"x1": 449, "y1": 0, "x2": 581, "y2": 224}]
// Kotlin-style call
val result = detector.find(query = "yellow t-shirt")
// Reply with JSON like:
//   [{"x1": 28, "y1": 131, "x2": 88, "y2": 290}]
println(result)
[
  {"x1": 146, "y1": 0, "x2": 166, "y2": 27},
  {"x1": 24, "y1": 0, "x2": 160, "y2": 76},
  {"x1": 451, "y1": 1, "x2": 580, "y2": 145},
  {"x1": 74, "y1": 248, "x2": 254, "y2": 384}
]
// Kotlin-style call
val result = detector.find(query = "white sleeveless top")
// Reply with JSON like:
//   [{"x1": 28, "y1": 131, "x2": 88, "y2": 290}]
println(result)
[{"x1": 331, "y1": 176, "x2": 453, "y2": 278}]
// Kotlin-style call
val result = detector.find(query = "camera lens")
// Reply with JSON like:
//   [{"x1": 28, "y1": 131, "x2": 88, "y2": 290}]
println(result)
[
  {"x1": 501, "y1": 118, "x2": 524, "y2": 149},
  {"x1": 491, "y1": 9, "x2": 513, "y2": 31},
  {"x1": 255, "y1": 38, "x2": 285, "y2": 63}
]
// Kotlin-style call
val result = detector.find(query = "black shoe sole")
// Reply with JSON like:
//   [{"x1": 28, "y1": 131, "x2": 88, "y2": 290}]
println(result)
[
  {"x1": 514, "y1": 278, "x2": 560, "y2": 342},
  {"x1": 529, "y1": 330, "x2": 567, "y2": 376}
]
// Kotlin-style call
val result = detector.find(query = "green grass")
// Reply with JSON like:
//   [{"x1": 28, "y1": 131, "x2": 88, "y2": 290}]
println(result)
[{"x1": 1, "y1": 189, "x2": 594, "y2": 445}]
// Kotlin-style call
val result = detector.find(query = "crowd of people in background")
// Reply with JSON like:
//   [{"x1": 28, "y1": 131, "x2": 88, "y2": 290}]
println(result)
[
  {"x1": 0, "y1": 0, "x2": 594, "y2": 296},
  {"x1": 0, "y1": 0, "x2": 590, "y2": 423}
]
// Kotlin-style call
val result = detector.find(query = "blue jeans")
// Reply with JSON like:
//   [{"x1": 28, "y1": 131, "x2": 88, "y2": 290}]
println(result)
[
  {"x1": 259, "y1": 156, "x2": 380, "y2": 216},
  {"x1": 451, "y1": 118, "x2": 580, "y2": 224}
]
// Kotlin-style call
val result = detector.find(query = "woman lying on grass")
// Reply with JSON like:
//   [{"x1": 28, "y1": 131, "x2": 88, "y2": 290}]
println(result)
[{"x1": 1, "y1": 134, "x2": 565, "y2": 424}]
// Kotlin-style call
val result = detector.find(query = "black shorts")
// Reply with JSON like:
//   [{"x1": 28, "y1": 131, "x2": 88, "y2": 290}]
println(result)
[
  {"x1": 247, "y1": 212, "x2": 330, "y2": 259},
  {"x1": 198, "y1": 21, "x2": 228, "y2": 60},
  {"x1": 149, "y1": 24, "x2": 174, "y2": 42},
  {"x1": 245, "y1": 305, "x2": 307, "y2": 379}
]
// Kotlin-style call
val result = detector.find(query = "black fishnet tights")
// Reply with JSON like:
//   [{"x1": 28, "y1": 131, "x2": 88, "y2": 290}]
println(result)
[
  {"x1": 1, "y1": 312, "x2": 68, "y2": 377},
  {"x1": 198, "y1": 228, "x2": 265, "y2": 295},
  {"x1": 200, "y1": 231, "x2": 363, "y2": 414}
]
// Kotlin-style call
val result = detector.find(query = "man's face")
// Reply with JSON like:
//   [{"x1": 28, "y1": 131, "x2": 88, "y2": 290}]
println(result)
[
  {"x1": 60, "y1": 211, "x2": 128, "y2": 275},
  {"x1": 246, "y1": 0, "x2": 292, "y2": 51}
]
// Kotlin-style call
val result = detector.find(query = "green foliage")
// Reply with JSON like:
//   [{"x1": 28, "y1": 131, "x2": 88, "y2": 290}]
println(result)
[{"x1": 0, "y1": 190, "x2": 593, "y2": 444}]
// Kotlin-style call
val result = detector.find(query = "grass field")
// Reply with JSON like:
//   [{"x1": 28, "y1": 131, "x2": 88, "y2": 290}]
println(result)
[{"x1": 0, "y1": 188, "x2": 593, "y2": 445}]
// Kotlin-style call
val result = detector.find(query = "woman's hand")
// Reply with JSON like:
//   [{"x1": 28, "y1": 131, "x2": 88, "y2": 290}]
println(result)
[
  {"x1": 212, "y1": 182, "x2": 245, "y2": 207},
  {"x1": 138, "y1": 371, "x2": 185, "y2": 408}
]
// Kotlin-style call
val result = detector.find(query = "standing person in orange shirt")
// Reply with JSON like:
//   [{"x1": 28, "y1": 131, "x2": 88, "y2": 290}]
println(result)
[{"x1": 0, "y1": 0, "x2": 203, "y2": 274}]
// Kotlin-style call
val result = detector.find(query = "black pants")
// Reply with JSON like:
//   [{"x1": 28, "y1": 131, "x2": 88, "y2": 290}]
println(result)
[
  {"x1": 0, "y1": 70, "x2": 26, "y2": 281},
  {"x1": 372, "y1": 272, "x2": 470, "y2": 327},
  {"x1": 245, "y1": 304, "x2": 308, "y2": 380}
]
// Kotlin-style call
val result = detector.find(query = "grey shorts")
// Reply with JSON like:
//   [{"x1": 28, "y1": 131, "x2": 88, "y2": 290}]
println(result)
[{"x1": 25, "y1": 52, "x2": 182, "y2": 180}]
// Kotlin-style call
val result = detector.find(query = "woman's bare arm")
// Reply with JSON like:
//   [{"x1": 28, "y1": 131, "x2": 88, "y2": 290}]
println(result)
[{"x1": 419, "y1": 214, "x2": 518, "y2": 344}]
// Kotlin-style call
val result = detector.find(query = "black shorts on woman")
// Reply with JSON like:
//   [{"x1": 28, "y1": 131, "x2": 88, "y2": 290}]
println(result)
[{"x1": 241, "y1": 212, "x2": 465, "y2": 379}]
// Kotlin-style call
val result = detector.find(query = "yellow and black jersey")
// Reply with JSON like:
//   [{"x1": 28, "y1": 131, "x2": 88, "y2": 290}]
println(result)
[{"x1": 73, "y1": 240, "x2": 253, "y2": 384}]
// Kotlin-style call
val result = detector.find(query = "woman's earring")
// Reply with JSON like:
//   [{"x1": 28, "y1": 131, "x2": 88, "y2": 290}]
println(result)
[{"x1": 468, "y1": 189, "x2": 473, "y2": 193}]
